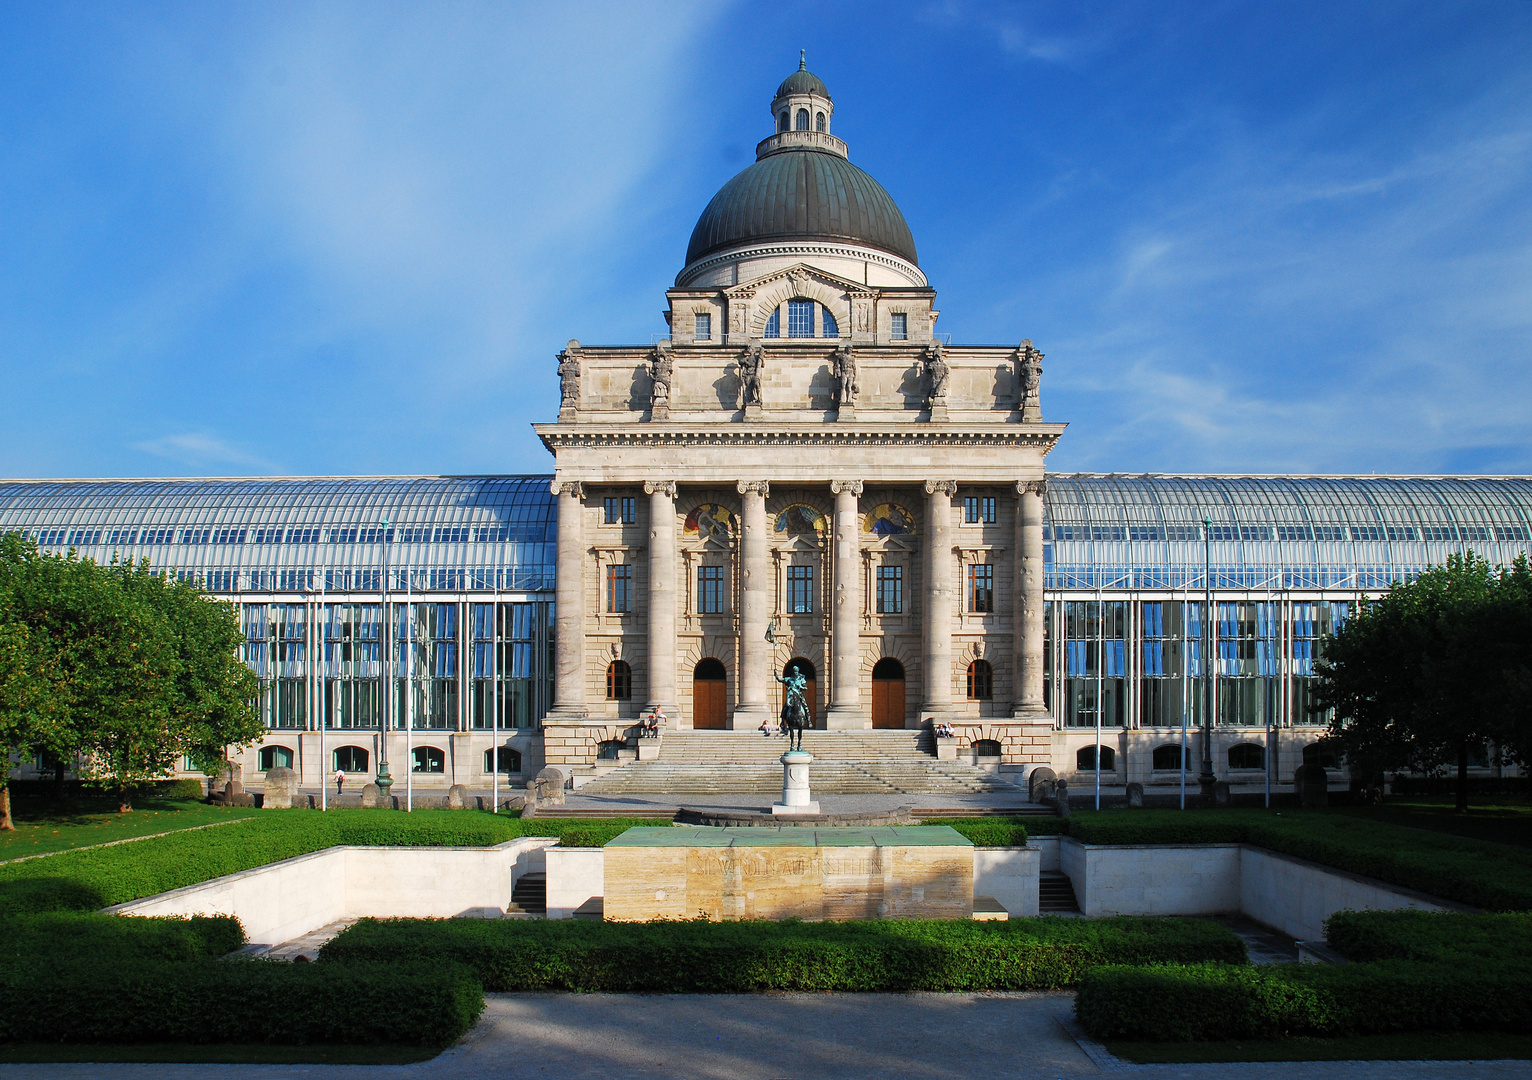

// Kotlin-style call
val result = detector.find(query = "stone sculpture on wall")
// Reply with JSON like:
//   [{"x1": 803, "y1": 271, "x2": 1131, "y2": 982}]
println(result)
[
  {"x1": 831, "y1": 343, "x2": 859, "y2": 418},
  {"x1": 922, "y1": 339, "x2": 949, "y2": 419},
  {"x1": 556, "y1": 340, "x2": 582, "y2": 418},
  {"x1": 649, "y1": 340, "x2": 673, "y2": 420},
  {"x1": 737, "y1": 340, "x2": 764, "y2": 411},
  {"x1": 1017, "y1": 339, "x2": 1044, "y2": 422}
]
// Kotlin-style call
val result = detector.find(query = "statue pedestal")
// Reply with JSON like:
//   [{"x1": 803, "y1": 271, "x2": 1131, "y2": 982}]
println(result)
[{"x1": 772, "y1": 750, "x2": 819, "y2": 815}]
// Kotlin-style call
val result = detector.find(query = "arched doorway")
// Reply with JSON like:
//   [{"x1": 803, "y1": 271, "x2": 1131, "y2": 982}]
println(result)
[
  {"x1": 871, "y1": 658, "x2": 905, "y2": 728},
  {"x1": 783, "y1": 658, "x2": 818, "y2": 729},
  {"x1": 692, "y1": 658, "x2": 727, "y2": 729}
]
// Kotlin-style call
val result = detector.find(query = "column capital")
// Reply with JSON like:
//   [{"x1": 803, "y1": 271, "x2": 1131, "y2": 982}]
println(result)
[
  {"x1": 1016, "y1": 479, "x2": 1047, "y2": 497},
  {"x1": 644, "y1": 480, "x2": 678, "y2": 498},
  {"x1": 924, "y1": 480, "x2": 958, "y2": 497},
  {"x1": 737, "y1": 480, "x2": 771, "y2": 497},
  {"x1": 829, "y1": 479, "x2": 863, "y2": 495},
  {"x1": 553, "y1": 480, "x2": 585, "y2": 499}
]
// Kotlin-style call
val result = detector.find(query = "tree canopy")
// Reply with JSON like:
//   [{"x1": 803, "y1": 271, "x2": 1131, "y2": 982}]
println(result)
[
  {"x1": 0, "y1": 532, "x2": 261, "y2": 825},
  {"x1": 1316, "y1": 552, "x2": 1532, "y2": 811}
]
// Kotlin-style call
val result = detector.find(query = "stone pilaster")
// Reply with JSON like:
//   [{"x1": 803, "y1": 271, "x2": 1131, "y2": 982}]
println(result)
[
  {"x1": 549, "y1": 481, "x2": 587, "y2": 718},
  {"x1": 734, "y1": 481, "x2": 771, "y2": 727},
  {"x1": 827, "y1": 479, "x2": 864, "y2": 728},
  {"x1": 1013, "y1": 480, "x2": 1048, "y2": 718},
  {"x1": 645, "y1": 480, "x2": 681, "y2": 725},
  {"x1": 922, "y1": 480, "x2": 957, "y2": 715}
]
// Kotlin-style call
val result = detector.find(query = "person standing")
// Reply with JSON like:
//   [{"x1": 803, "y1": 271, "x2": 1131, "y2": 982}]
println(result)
[{"x1": 334, "y1": 768, "x2": 345, "y2": 797}]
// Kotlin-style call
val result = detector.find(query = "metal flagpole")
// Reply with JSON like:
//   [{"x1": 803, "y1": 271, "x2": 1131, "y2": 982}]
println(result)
[
  {"x1": 406, "y1": 568, "x2": 414, "y2": 813},
  {"x1": 492, "y1": 581, "x2": 499, "y2": 814},
  {"x1": 377, "y1": 517, "x2": 392, "y2": 801},
  {"x1": 1180, "y1": 581, "x2": 1189, "y2": 810},
  {"x1": 1095, "y1": 582, "x2": 1103, "y2": 811},
  {"x1": 320, "y1": 570, "x2": 327, "y2": 812}
]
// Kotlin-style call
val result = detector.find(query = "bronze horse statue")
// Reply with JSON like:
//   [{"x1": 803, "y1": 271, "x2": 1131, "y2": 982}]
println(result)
[{"x1": 774, "y1": 668, "x2": 810, "y2": 753}]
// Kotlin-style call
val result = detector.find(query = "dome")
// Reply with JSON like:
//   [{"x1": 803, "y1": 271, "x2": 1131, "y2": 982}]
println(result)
[
  {"x1": 684, "y1": 149, "x2": 919, "y2": 268},
  {"x1": 775, "y1": 67, "x2": 831, "y2": 101}
]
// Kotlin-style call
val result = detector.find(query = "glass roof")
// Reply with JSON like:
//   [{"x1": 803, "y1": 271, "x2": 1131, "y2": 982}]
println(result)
[
  {"x1": 1044, "y1": 474, "x2": 1532, "y2": 590},
  {"x1": 0, "y1": 477, "x2": 555, "y2": 593}
]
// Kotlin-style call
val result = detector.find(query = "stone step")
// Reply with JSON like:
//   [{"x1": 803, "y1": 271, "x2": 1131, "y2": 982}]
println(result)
[
  {"x1": 1039, "y1": 871, "x2": 1080, "y2": 913},
  {"x1": 510, "y1": 872, "x2": 547, "y2": 917},
  {"x1": 578, "y1": 760, "x2": 1020, "y2": 796}
]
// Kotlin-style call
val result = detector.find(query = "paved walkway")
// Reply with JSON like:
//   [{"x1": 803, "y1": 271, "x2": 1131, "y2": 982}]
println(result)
[{"x1": 1, "y1": 993, "x2": 1524, "y2": 1079}]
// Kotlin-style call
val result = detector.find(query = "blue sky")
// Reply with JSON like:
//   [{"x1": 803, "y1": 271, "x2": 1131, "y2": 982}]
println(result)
[{"x1": 1, "y1": 1, "x2": 1529, "y2": 479}]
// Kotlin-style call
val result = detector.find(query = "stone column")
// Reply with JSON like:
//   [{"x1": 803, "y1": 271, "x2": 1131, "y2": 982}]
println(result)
[
  {"x1": 1013, "y1": 480, "x2": 1049, "y2": 717},
  {"x1": 549, "y1": 481, "x2": 587, "y2": 717},
  {"x1": 733, "y1": 481, "x2": 771, "y2": 727},
  {"x1": 827, "y1": 480, "x2": 864, "y2": 728},
  {"x1": 645, "y1": 480, "x2": 680, "y2": 724},
  {"x1": 922, "y1": 480, "x2": 958, "y2": 715}
]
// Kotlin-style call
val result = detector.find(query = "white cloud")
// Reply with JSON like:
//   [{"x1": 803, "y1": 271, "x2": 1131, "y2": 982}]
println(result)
[{"x1": 132, "y1": 432, "x2": 279, "y2": 471}]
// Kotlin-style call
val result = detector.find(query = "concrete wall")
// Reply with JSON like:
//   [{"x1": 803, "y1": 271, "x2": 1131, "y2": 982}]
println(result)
[
  {"x1": 545, "y1": 847, "x2": 606, "y2": 920},
  {"x1": 974, "y1": 846, "x2": 1039, "y2": 917},
  {"x1": 1066, "y1": 839, "x2": 1242, "y2": 918},
  {"x1": 107, "y1": 837, "x2": 558, "y2": 946},
  {"x1": 1239, "y1": 846, "x2": 1455, "y2": 941}
]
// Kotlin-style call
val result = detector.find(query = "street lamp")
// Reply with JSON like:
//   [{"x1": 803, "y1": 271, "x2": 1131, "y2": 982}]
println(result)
[
  {"x1": 1199, "y1": 515, "x2": 1217, "y2": 806},
  {"x1": 375, "y1": 517, "x2": 394, "y2": 800}
]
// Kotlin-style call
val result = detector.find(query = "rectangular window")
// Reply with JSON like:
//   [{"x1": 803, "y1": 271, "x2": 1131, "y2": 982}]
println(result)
[
  {"x1": 694, "y1": 312, "x2": 711, "y2": 341},
  {"x1": 964, "y1": 496, "x2": 996, "y2": 523},
  {"x1": 606, "y1": 564, "x2": 631, "y2": 613},
  {"x1": 787, "y1": 299, "x2": 814, "y2": 338},
  {"x1": 876, "y1": 565, "x2": 903, "y2": 614},
  {"x1": 604, "y1": 496, "x2": 636, "y2": 524},
  {"x1": 698, "y1": 565, "x2": 725, "y2": 613},
  {"x1": 890, "y1": 312, "x2": 908, "y2": 340},
  {"x1": 786, "y1": 564, "x2": 814, "y2": 613},
  {"x1": 967, "y1": 563, "x2": 994, "y2": 612}
]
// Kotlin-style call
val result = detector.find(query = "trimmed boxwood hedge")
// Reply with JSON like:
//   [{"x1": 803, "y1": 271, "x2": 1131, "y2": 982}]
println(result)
[
  {"x1": 319, "y1": 914, "x2": 1246, "y2": 992},
  {"x1": 6, "y1": 912, "x2": 244, "y2": 964},
  {"x1": 1325, "y1": 910, "x2": 1532, "y2": 964},
  {"x1": 0, "y1": 958, "x2": 482, "y2": 1047},
  {"x1": 1075, "y1": 960, "x2": 1532, "y2": 1041}
]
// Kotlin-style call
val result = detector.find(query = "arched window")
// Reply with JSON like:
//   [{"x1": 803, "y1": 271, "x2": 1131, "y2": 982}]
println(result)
[
  {"x1": 597, "y1": 739, "x2": 625, "y2": 760},
  {"x1": 412, "y1": 745, "x2": 445, "y2": 773},
  {"x1": 333, "y1": 745, "x2": 368, "y2": 773},
  {"x1": 1153, "y1": 744, "x2": 1189, "y2": 771},
  {"x1": 787, "y1": 298, "x2": 814, "y2": 338},
  {"x1": 258, "y1": 746, "x2": 293, "y2": 771},
  {"x1": 606, "y1": 660, "x2": 632, "y2": 700},
  {"x1": 764, "y1": 308, "x2": 780, "y2": 338},
  {"x1": 779, "y1": 111, "x2": 789, "y2": 133},
  {"x1": 966, "y1": 659, "x2": 993, "y2": 700},
  {"x1": 815, "y1": 111, "x2": 826, "y2": 132},
  {"x1": 1302, "y1": 742, "x2": 1339, "y2": 769},
  {"x1": 485, "y1": 746, "x2": 522, "y2": 774},
  {"x1": 1228, "y1": 743, "x2": 1265, "y2": 770},
  {"x1": 974, "y1": 739, "x2": 1002, "y2": 759},
  {"x1": 1077, "y1": 745, "x2": 1115, "y2": 771},
  {"x1": 822, "y1": 308, "x2": 839, "y2": 338},
  {"x1": 795, "y1": 108, "x2": 809, "y2": 131}
]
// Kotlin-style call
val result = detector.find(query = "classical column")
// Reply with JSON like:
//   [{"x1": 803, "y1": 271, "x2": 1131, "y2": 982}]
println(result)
[
  {"x1": 733, "y1": 481, "x2": 771, "y2": 727},
  {"x1": 827, "y1": 479, "x2": 864, "y2": 728},
  {"x1": 1013, "y1": 480, "x2": 1049, "y2": 717},
  {"x1": 549, "y1": 481, "x2": 587, "y2": 717},
  {"x1": 922, "y1": 480, "x2": 958, "y2": 715},
  {"x1": 644, "y1": 480, "x2": 680, "y2": 724}
]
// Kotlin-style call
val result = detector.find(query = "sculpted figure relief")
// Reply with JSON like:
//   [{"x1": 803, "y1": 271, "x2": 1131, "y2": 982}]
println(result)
[
  {"x1": 1017, "y1": 339, "x2": 1043, "y2": 411},
  {"x1": 649, "y1": 340, "x2": 673, "y2": 409},
  {"x1": 831, "y1": 343, "x2": 859, "y2": 407},
  {"x1": 556, "y1": 341, "x2": 582, "y2": 410},
  {"x1": 737, "y1": 340, "x2": 764, "y2": 408},
  {"x1": 922, "y1": 340, "x2": 949, "y2": 407}
]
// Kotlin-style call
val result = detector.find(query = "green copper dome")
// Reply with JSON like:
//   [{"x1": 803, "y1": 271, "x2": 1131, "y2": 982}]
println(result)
[
  {"x1": 684, "y1": 149, "x2": 919, "y2": 268},
  {"x1": 775, "y1": 67, "x2": 831, "y2": 101}
]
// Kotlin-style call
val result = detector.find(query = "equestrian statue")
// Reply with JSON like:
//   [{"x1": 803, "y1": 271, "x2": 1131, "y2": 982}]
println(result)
[{"x1": 774, "y1": 667, "x2": 811, "y2": 753}]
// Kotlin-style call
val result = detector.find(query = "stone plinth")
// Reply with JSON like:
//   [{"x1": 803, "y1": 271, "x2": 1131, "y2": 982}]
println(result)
[
  {"x1": 602, "y1": 825, "x2": 974, "y2": 922},
  {"x1": 772, "y1": 750, "x2": 818, "y2": 816}
]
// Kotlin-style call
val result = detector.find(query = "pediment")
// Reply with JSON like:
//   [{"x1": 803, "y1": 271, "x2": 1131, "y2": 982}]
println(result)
[{"x1": 726, "y1": 262, "x2": 872, "y2": 300}]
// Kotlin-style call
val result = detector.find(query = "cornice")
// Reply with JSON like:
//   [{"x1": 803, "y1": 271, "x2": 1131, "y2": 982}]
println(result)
[{"x1": 534, "y1": 422, "x2": 1066, "y2": 453}]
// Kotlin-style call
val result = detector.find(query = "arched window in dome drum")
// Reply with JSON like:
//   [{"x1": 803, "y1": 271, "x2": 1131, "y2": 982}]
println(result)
[
  {"x1": 815, "y1": 111, "x2": 825, "y2": 132},
  {"x1": 764, "y1": 308, "x2": 780, "y2": 338},
  {"x1": 779, "y1": 111, "x2": 789, "y2": 132},
  {"x1": 822, "y1": 307, "x2": 839, "y2": 338},
  {"x1": 787, "y1": 299, "x2": 814, "y2": 338},
  {"x1": 796, "y1": 108, "x2": 809, "y2": 131}
]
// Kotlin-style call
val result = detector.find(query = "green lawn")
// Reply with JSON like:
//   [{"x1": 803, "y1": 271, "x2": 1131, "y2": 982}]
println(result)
[
  {"x1": 0, "y1": 798, "x2": 259, "y2": 861},
  {"x1": 1108, "y1": 1032, "x2": 1532, "y2": 1063},
  {"x1": 1339, "y1": 797, "x2": 1532, "y2": 849},
  {"x1": 0, "y1": 1043, "x2": 442, "y2": 1065}
]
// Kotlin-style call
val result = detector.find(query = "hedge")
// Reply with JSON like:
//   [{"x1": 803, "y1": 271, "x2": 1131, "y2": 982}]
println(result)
[
  {"x1": 1075, "y1": 960, "x2": 1532, "y2": 1041},
  {"x1": 922, "y1": 817, "x2": 1031, "y2": 847},
  {"x1": 0, "y1": 811, "x2": 670, "y2": 915},
  {"x1": 5, "y1": 912, "x2": 244, "y2": 964},
  {"x1": 1325, "y1": 910, "x2": 1532, "y2": 964},
  {"x1": 319, "y1": 915, "x2": 1246, "y2": 992},
  {"x1": 0, "y1": 958, "x2": 482, "y2": 1047}
]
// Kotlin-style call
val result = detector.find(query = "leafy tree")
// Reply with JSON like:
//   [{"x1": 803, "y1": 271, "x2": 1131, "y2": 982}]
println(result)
[
  {"x1": 1316, "y1": 552, "x2": 1528, "y2": 812},
  {"x1": 0, "y1": 619, "x2": 53, "y2": 830}
]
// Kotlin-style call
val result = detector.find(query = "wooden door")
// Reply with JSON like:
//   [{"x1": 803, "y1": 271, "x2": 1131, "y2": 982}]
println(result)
[
  {"x1": 871, "y1": 658, "x2": 905, "y2": 728},
  {"x1": 693, "y1": 658, "x2": 727, "y2": 729}
]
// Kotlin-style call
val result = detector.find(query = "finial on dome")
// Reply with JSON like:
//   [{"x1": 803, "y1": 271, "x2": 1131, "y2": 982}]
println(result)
[{"x1": 800, "y1": 49, "x2": 806, "y2": 70}]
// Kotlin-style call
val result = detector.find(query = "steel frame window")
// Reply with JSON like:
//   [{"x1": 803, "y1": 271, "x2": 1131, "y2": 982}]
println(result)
[
  {"x1": 698, "y1": 565, "x2": 725, "y2": 613},
  {"x1": 876, "y1": 565, "x2": 903, "y2": 613},
  {"x1": 606, "y1": 564, "x2": 632, "y2": 613},
  {"x1": 786, "y1": 564, "x2": 814, "y2": 613}
]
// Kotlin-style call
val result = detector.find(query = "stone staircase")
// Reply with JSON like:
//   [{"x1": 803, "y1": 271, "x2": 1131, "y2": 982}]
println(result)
[{"x1": 577, "y1": 731, "x2": 1022, "y2": 796}]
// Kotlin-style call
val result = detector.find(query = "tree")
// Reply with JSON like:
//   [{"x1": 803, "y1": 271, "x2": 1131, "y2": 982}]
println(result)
[
  {"x1": 0, "y1": 620, "x2": 53, "y2": 830},
  {"x1": 1315, "y1": 552, "x2": 1525, "y2": 812}
]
